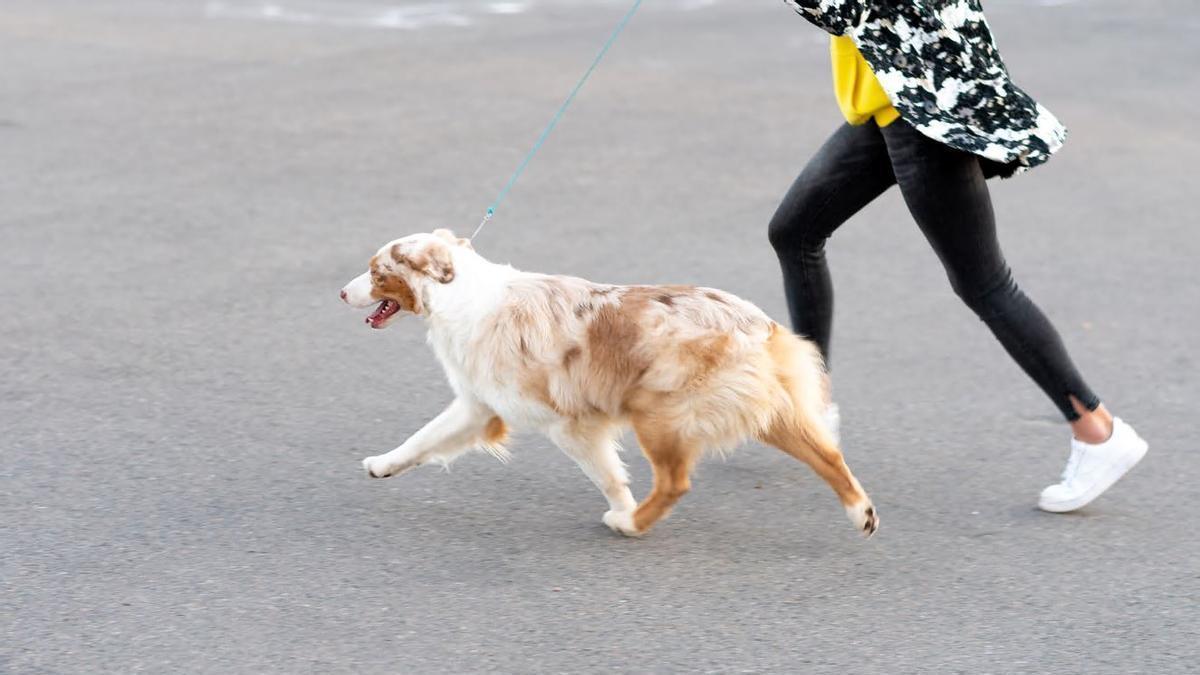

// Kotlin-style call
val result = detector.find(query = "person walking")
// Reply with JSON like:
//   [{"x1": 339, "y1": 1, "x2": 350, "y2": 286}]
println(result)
[{"x1": 771, "y1": 1, "x2": 1147, "y2": 512}]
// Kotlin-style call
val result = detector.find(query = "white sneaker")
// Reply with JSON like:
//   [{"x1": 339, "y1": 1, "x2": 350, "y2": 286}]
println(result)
[
  {"x1": 824, "y1": 403, "x2": 841, "y2": 447},
  {"x1": 1038, "y1": 417, "x2": 1148, "y2": 513}
]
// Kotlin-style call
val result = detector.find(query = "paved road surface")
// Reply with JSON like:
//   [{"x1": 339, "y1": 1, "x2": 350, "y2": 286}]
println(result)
[{"x1": 3, "y1": 1, "x2": 1197, "y2": 672}]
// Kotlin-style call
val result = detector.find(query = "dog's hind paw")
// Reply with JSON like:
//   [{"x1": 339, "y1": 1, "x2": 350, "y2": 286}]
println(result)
[
  {"x1": 846, "y1": 501, "x2": 879, "y2": 538},
  {"x1": 602, "y1": 510, "x2": 643, "y2": 538}
]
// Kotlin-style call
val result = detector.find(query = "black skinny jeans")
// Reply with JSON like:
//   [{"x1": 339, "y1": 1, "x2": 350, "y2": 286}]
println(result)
[{"x1": 768, "y1": 119, "x2": 1100, "y2": 421}]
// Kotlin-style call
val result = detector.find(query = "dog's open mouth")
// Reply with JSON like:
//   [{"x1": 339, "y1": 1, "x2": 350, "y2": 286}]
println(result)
[{"x1": 366, "y1": 300, "x2": 401, "y2": 328}]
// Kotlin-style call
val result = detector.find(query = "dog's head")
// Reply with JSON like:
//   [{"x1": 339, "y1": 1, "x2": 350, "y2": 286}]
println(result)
[{"x1": 340, "y1": 229, "x2": 472, "y2": 329}]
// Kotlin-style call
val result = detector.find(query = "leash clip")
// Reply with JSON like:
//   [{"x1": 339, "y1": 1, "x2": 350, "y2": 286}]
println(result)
[{"x1": 471, "y1": 207, "x2": 495, "y2": 241}]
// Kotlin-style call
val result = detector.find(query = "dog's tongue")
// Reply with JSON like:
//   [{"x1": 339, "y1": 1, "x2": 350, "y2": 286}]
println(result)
[{"x1": 366, "y1": 300, "x2": 398, "y2": 328}]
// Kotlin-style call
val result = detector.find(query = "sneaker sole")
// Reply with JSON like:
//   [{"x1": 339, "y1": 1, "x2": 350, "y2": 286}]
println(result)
[{"x1": 1037, "y1": 438, "x2": 1149, "y2": 513}]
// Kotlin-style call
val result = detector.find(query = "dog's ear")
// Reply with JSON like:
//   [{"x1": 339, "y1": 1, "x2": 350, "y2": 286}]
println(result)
[
  {"x1": 391, "y1": 241, "x2": 455, "y2": 284},
  {"x1": 433, "y1": 228, "x2": 473, "y2": 251}
]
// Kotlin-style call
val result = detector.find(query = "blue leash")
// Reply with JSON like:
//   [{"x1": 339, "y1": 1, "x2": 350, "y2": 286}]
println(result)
[{"x1": 471, "y1": 0, "x2": 647, "y2": 240}]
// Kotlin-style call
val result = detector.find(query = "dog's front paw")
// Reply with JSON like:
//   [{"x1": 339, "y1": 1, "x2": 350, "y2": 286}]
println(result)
[
  {"x1": 845, "y1": 500, "x2": 879, "y2": 538},
  {"x1": 602, "y1": 510, "x2": 643, "y2": 538},
  {"x1": 362, "y1": 456, "x2": 395, "y2": 479},
  {"x1": 363, "y1": 455, "x2": 420, "y2": 479}
]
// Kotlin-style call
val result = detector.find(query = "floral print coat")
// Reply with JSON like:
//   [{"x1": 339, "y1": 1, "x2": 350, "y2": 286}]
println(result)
[{"x1": 785, "y1": 0, "x2": 1066, "y2": 176}]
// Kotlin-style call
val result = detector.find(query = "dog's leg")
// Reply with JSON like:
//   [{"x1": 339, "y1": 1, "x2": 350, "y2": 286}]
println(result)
[
  {"x1": 362, "y1": 398, "x2": 500, "y2": 478},
  {"x1": 759, "y1": 422, "x2": 878, "y2": 537},
  {"x1": 548, "y1": 422, "x2": 638, "y2": 527},
  {"x1": 760, "y1": 325, "x2": 878, "y2": 537},
  {"x1": 603, "y1": 417, "x2": 699, "y2": 537}
]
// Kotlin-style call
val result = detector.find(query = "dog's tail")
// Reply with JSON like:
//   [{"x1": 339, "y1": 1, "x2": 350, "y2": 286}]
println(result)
[{"x1": 764, "y1": 323, "x2": 836, "y2": 449}]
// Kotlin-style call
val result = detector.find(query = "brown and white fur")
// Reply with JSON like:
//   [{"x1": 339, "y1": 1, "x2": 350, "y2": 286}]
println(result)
[{"x1": 340, "y1": 230, "x2": 878, "y2": 538}]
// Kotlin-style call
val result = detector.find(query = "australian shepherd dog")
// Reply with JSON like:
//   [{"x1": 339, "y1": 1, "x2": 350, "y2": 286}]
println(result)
[{"x1": 341, "y1": 230, "x2": 877, "y2": 538}]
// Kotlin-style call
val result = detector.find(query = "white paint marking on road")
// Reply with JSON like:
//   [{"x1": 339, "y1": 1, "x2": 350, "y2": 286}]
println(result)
[
  {"x1": 486, "y1": 2, "x2": 531, "y2": 15},
  {"x1": 204, "y1": 1, "x2": 475, "y2": 30},
  {"x1": 204, "y1": 0, "x2": 743, "y2": 31},
  {"x1": 674, "y1": 0, "x2": 720, "y2": 10}
]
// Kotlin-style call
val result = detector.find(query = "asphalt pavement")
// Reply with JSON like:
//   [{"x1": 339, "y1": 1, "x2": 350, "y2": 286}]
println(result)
[{"x1": 2, "y1": 0, "x2": 1198, "y2": 672}]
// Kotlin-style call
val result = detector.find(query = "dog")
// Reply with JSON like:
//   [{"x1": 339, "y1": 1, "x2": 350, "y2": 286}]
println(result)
[{"x1": 340, "y1": 229, "x2": 877, "y2": 538}]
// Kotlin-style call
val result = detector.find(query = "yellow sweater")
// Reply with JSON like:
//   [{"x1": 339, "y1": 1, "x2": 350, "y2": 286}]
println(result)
[{"x1": 830, "y1": 36, "x2": 899, "y2": 127}]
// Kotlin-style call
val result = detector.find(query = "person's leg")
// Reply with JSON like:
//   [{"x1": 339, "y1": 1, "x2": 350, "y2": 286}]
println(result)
[
  {"x1": 879, "y1": 120, "x2": 1109, "y2": 434},
  {"x1": 879, "y1": 121, "x2": 1149, "y2": 513},
  {"x1": 767, "y1": 122, "x2": 896, "y2": 365}
]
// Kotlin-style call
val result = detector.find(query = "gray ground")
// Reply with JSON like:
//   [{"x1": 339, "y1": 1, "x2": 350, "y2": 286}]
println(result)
[{"x1": 3, "y1": 0, "x2": 1198, "y2": 672}]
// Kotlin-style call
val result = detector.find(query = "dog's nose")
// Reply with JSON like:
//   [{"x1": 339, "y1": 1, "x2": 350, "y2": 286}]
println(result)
[{"x1": 339, "y1": 289, "x2": 348, "y2": 302}]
